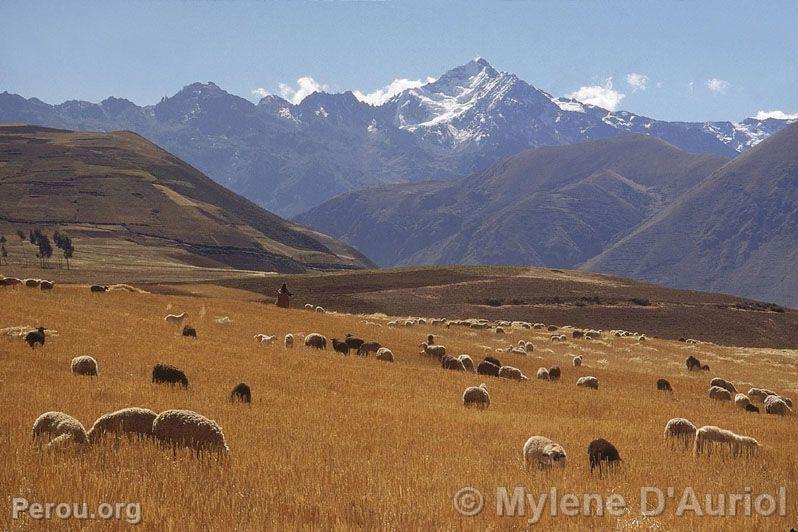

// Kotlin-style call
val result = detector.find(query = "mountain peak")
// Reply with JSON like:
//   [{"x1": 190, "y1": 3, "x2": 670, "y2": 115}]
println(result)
[{"x1": 434, "y1": 57, "x2": 500, "y2": 88}]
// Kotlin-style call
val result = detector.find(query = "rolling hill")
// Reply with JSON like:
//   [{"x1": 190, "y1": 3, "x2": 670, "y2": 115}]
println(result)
[{"x1": 0, "y1": 125, "x2": 373, "y2": 276}]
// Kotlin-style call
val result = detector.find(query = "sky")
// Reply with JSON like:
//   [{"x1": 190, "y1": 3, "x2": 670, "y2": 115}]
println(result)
[{"x1": 1, "y1": 0, "x2": 797, "y2": 122}]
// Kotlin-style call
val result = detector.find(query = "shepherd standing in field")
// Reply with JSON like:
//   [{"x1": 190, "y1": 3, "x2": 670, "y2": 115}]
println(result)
[{"x1": 276, "y1": 283, "x2": 292, "y2": 308}]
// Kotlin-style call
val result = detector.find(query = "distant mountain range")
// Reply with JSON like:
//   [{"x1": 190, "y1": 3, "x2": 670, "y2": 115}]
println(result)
[
  {"x1": 297, "y1": 125, "x2": 798, "y2": 307},
  {"x1": 0, "y1": 58, "x2": 792, "y2": 216}
]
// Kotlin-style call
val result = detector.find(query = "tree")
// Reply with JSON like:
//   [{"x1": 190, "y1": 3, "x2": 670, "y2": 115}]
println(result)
[
  {"x1": 36, "y1": 233, "x2": 53, "y2": 268},
  {"x1": 0, "y1": 235, "x2": 6, "y2": 265},
  {"x1": 54, "y1": 231, "x2": 75, "y2": 269}
]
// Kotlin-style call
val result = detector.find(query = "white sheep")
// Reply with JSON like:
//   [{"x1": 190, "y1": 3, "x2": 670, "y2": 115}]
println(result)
[
  {"x1": 764, "y1": 395, "x2": 791, "y2": 416},
  {"x1": 734, "y1": 393, "x2": 752, "y2": 409},
  {"x1": 152, "y1": 409, "x2": 229, "y2": 455},
  {"x1": 304, "y1": 333, "x2": 327, "y2": 349},
  {"x1": 164, "y1": 312, "x2": 187, "y2": 324},
  {"x1": 304, "y1": 303, "x2": 314, "y2": 310},
  {"x1": 254, "y1": 334, "x2": 277, "y2": 345},
  {"x1": 708, "y1": 386, "x2": 732, "y2": 401},
  {"x1": 572, "y1": 355, "x2": 582, "y2": 367},
  {"x1": 284, "y1": 334, "x2": 295, "y2": 349},
  {"x1": 70, "y1": 355, "x2": 98, "y2": 377},
  {"x1": 315, "y1": 306, "x2": 325, "y2": 314},
  {"x1": 663, "y1": 418, "x2": 697, "y2": 448},
  {"x1": 498, "y1": 366, "x2": 528, "y2": 382},
  {"x1": 694, "y1": 426, "x2": 759, "y2": 456},
  {"x1": 710, "y1": 377, "x2": 738, "y2": 395},
  {"x1": 32, "y1": 411, "x2": 88, "y2": 448},
  {"x1": 376, "y1": 347, "x2": 394, "y2": 362},
  {"x1": 576, "y1": 376, "x2": 599, "y2": 389},
  {"x1": 462, "y1": 383, "x2": 490, "y2": 408},
  {"x1": 536, "y1": 367, "x2": 550, "y2": 380},
  {"x1": 420, "y1": 342, "x2": 446, "y2": 358},
  {"x1": 523, "y1": 436, "x2": 567, "y2": 469},
  {"x1": 457, "y1": 354, "x2": 475, "y2": 372},
  {"x1": 214, "y1": 316, "x2": 232, "y2": 324},
  {"x1": 87, "y1": 407, "x2": 158, "y2": 443}
]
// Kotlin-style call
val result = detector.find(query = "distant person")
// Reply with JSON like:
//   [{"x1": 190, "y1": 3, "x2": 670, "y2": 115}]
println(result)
[{"x1": 276, "y1": 283, "x2": 292, "y2": 308}]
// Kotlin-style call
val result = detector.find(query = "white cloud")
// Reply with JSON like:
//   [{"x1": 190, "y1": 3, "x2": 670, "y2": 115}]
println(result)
[
  {"x1": 353, "y1": 76, "x2": 436, "y2": 106},
  {"x1": 251, "y1": 87, "x2": 270, "y2": 99},
  {"x1": 754, "y1": 110, "x2": 798, "y2": 120},
  {"x1": 706, "y1": 78, "x2": 730, "y2": 93},
  {"x1": 625, "y1": 73, "x2": 649, "y2": 92},
  {"x1": 688, "y1": 81, "x2": 695, "y2": 95},
  {"x1": 278, "y1": 76, "x2": 329, "y2": 104},
  {"x1": 567, "y1": 78, "x2": 625, "y2": 111}
]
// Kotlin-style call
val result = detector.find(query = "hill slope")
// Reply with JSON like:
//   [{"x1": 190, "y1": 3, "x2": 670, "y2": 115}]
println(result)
[
  {"x1": 0, "y1": 125, "x2": 373, "y2": 274},
  {"x1": 295, "y1": 135, "x2": 727, "y2": 268},
  {"x1": 585, "y1": 122, "x2": 798, "y2": 307}
]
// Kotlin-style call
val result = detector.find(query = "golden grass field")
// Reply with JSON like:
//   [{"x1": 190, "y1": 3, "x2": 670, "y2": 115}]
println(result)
[{"x1": 1, "y1": 284, "x2": 797, "y2": 530}]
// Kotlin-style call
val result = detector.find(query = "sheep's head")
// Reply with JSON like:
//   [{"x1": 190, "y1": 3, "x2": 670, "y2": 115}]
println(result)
[{"x1": 542, "y1": 445, "x2": 567, "y2": 467}]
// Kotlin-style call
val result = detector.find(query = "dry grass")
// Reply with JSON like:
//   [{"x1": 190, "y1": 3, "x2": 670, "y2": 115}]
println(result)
[{"x1": 1, "y1": 285, "x2": 797, "y2": 530}]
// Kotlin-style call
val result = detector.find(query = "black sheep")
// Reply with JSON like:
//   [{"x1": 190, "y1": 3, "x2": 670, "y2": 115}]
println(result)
[
  {"x1": 656, "y1": 378, "x2": 673, "y2": 392},
  {"x1": 331, "y1": 338, "x2": 350, "y2": 356},
  {"x1": 477, "y1": 360, "x2": 500, "y2": 377},
  {"x1": 548, "y1": 366, "x2": 561, "y2": 381},
  {"x1": 484, "y1": 356, "x2": 502, "y2": 367},
  {"x1": 745, "y1": 404, "x2": 760, "y2": 413},
  {"x1": 588, "y1": 438, "x2": 621, "y2": 476},
  {"x1": 25, "y1": 327, "x2": 46, "y2": 349},
  {"x1": 230, "y1": 382, "x2": 252, "y2": 403},
  {"x1": 152, "y1": 363, "x2": 189, "y2": 388},
  {"x1": 182, "y1": 325, "x2": 197, "y2": 338},
  {"x1": 685, "y1": 355, "x2": 702, "y2": 371},
  {"x1": 344, "y1": 334, "x2": 364, "y2": 353}
]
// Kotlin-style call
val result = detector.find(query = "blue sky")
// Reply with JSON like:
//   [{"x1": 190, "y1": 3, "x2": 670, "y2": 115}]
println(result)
[{"x1": 1, "y1": 0, "x2": 796, "y2": 121}]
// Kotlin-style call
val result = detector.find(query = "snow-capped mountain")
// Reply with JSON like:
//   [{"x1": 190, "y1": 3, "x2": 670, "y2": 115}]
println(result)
[{"x1": 0, "y1": 58, "x2": 792, "y2": 215}]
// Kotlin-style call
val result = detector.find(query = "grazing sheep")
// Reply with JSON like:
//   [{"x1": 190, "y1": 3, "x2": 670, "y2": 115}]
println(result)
[
  {"x1": 734, "y1": 393, "x2": 752, "y2": 409},
  {"x1": 86, "y1": 407, "x2": 157, "y2": 443},
  {"x1": 255, "y1": 334, "x2": 277, "y2": 344},
  {"x1": 694, "y1": 426, "x2": 759, "y2": 456},
  {"x1": 70, "y1": 355, "x2": 98, "y2": 377},
  {"x1": 686, "y1": 356, "x2": 702, "y2": 372},
  {"x1": 182, "y1": 325, "x2": 197, "y2": 338},
  {"x1": 375, "y1": 347, "x2": 394, "y2": 362},
  {"x1": 152, "y1": 363, "x2": 188, "y2": 388},
  {"x1": 420, "y1": 342, "x2": 446, "y2": 359},
  {"x1": 214, "y1": 316, "x2": 232, "y2": 324},
  {"x1": 40, "y1": 280, "x2": 54, "y2": 290},
  {"x1": 524, "y1": 341, "x2": 534, "y2": 353},
  {"x1": 345, "y1": 335, "x2": 365, "y2": 353},
  {"x1": 745, "y1": 404, "x2": 760, "y2": 413},
  {"x1": 548, "y1": 366, "x2": 561, "y2": 381},
  {"x1": 164, "y1": 312, "x2": 187, "y2": 324},
  {"x1": 498, "y1": 365, "x2": 528, "y2": 382},
  {"x1": 284, "y1": 334, "x2": 294, "y2": 349},
  {"x1": 551, "y1": 334, "x2": 566, "y2": 342},
  {"x1": 764, "y1": 395, "x2": 791, "y2": 416},
  {"x1": 477, "y1": 360, "x2": 500, "y2": 377},
  {"x1": 588, "y1": 438, "x2": 621, "y2": 475},
  {"x1": 441, "y1": 355, "x2": 467, "y2": 371},
  {"x1": 576, "y1": 376, "x2": 599, "y2": 390},
  {"x1": 304, "y1": 333, "x2": 327, "y2": 350},
  {"x1": 0, "y1": 277, "x2": 22, "y2": 286},
  {"x1": 304, "y1": 303, "x2": 314, "y2": 310},
  {"x1": 700, "y1": 364, "x2": 710, "y2": 372},
  {"x1": 152, "y1": 409, "x2": 229, "y2": 455},
  {"x1": 547, "y1": 325, "x2": 558, "y2": 332},
  {"x1": 572, "y1": 330, "x2": 585, "y2": 339},
  {"x1": 24, "y1": 326, "x2": 46, "y2": 349},
  {"x1": 536, "y1": 367, "x2": 550, "y2": 380},
  {"x1": 484, "y1": 356, "x2": 502, "y2": 367},
  {"x1": 24, "y1": 278, "x2": 41, "y2": 288},
  {"x1": 457, "y1": 354, "x2": 475, "y2": 372},
  {"x1": 230, "y1": 383, "x2": 251, "y2": 403},
  {"x1": 710, "y1": 377, "x2": 738, "y2": 395},
  {"x1": 663, "y1": 418, "x2": 697, "y2": 448},
  {"x1": 495, "y1": 326, "x2": 505, "y2": 334},
  {"x1": 748, "y1": 388, "x2": 777, "y2": 402},
  {"x1": 656, "y1": 378, "x2": 672, "y2": 392},
  {"x1": 572, "y1": 355, "x2": 582, "y2": 367},
  {"x1": 708, "y1": 386, "x2": 732, "y2": 401},
  {"x1": 331, "y1": 338, "x2": 350, "y2": 356},
  {"x1": 32, "y1": 411, "x2": 88, "y2": 448},
  {"x1": 523, "y1": 436, "x2": 567, "y2": 469},
  {"x1": 315, "y1": 306, "x2": 325, "y2": 313},
  {"x1": 90, "y1": 284, "x2": 108, "y2": 293},
  {"x1": 463, "y1": 383, "x2": 490, "y2": 408},
  {"x1": 357, "y1": 341, "x2": 382, "y2": 357}
]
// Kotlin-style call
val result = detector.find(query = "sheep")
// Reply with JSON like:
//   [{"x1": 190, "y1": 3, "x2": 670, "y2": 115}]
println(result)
[
  {"x1": 523, "y1": 436, "x2": 567, "y2": 469},
  {"x1": 572, "y1": 330, "x2": 585, "y2": 339},
  {"x1": 700, "y1": 364, "x2": 710, "y2": 372},
  {"x1": 694, "y1": 426, "x2": 759, "y2": 456},
  {"x1": 40, "y1": 280, "x2": 54, "y2": 290},
  {"x1": 152, "y1": 363, "x2": 188, "y2": 388},
  {"x1": 70, "y1": 355, "x2": 98, "y2": 377},
  {"x1": 32, "y1": 411, "x2": 88, "y2": 448},
  {"x1": 536, "y1": 367, "x2": 550, "y2": 380},
  {"x1": 182, "y1": 325, "x2": 197, "y2": 338},
  {"x1": 764, "y1": 395, "x2": 791, "y2": 416},
  {"x1": 686, "y1": 356, "x2": 702, "y2": 371},
  {"x1": 331, "y1": 338, "x2": 350, "y2": 356},
  {"x1": 24, "y1": 327, "x2": 46, "y2": 349},
  {"x1": 456, "y1": 354, "x2": 475, "y2": 372},
  {"x1": 572, "y1": 355, "x2": 582, "y2": 367},
  {"x1": 656, "y1": 378, "x2": 672, "y2": 392},
  {"x1": 734, "y1": 393, "x2": 752, "y2": 409},
  {"x1": 420, "y1": 342, "x2": 446, "y2": 359},
  {"x1": 255, "y1": 334, "x2": 277, "y2": 344},
  {"x1": 748, "y1": 388, "x2": 777, "y2": 402},
  {"x1": 498, "y1": 365, "x2": 528, "y2": 382},
  {"x1": 284, "y1": 334, "x2": 294, "y2": 349},
  {"x1": 230, "y1": 383, "x2": 251, "y2": 403},
  {"x1": 524, "y1": 342, "x2": 534, "y2": 353},
  {"x1": 588, "y1": 438, "x2": 621, "y2": 476},
  {"x1": 304, "y1": 333, "x2": 327, "y2": 350},
  {"x1": 441, "y1": 355, "x2": 467, "y2": 371},
  {"x1": 90, "y1": 284, "x2": 108, "y2": 293},
  {"x1": 638, "y1": 335, "x2": 647, "y2": 342},
  {"x1": 357, "y1": 341, "x2": 382, "y2": 357},
  {"x1": 663, "y1": 418, "x2": 697, "y2": 448},
  {"x1": 495, "y1": 326, "x2": 505, "y2": 334},
  {"x1": 152, "y1": 409, "x2": 229, "y2": 455},
  {"x1": 86, "y1": 407, "x2": 157, "y2": 443},
  {"x1": 484, "y1": 356, "x2": 502, "y2": 367},
  {"x1": 551, "y1": 334, "x2": 566, "y2": 342},
  {"x1": 24, "y1": 278, "x2": 41, "y2": 288},
  {"x1": 708, "y1": 386, "x2": 732, "y2": 401},
  {"x1": 745, "y1": 404, "x2": 760, "y2": 413},
  {"x1": 462, "y1": 383, "x2": 490, "y2": 409},
  {"x1": 477, "y1": 360, "x2": 500, "y2": 377},
  {"x1": 315, "y1": 306, "x2": 325, "y2": 313},
  {"x1": 548, "y1": 366, "x2": 561, "y2": 381},
  {"x1": 0, "y1": 277, "x2": 22, "y2": 286},
  {"x1": 576, "y1": 376, "x2": 599, "y2": 390},
  {"x1": 375, "y1": 347, "x2": 394, "y2": 362},
  {"x1": 710, "y1": 377, "x2": 737, "y2": 395},
  {"x1": 547, "y1": 325, "x2": 558, "y2": 332},
  {"x1": 585, "y1": 331, "x2": 602, "y2": 341},
  {"x1": 304, "y1": 303, "x2": 314, "y2": 310},
  {"x1": 164, "y1": 312, "x2": 187, "y2": 324},
  {"x1": 345, "y1": 334, "x2": 365, "y2": 354},
  {"x1": 214, "y1": 316, "x2": 232, "y2": 324}
]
